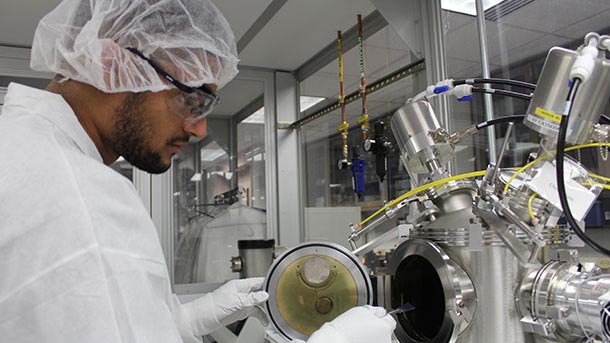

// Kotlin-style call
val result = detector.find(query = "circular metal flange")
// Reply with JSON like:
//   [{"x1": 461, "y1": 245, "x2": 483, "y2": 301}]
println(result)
[
  {"x1": 389, "y1": 239, "x2": 477, "y2": 343},
  {"x1": 264, "y1": 241, "x2": 373, "y2": 341}
]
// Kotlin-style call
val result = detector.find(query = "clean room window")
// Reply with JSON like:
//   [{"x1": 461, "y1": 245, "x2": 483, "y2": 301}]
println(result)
[
  {"x1": 300, "y1": 24, "x2": 424, "y2": 219},
  {"x1": 443, "y1": 0, "x2": 610, "y2": 173},
  {"x1": 172, "y1": 76, "x2": 271, "y2": 286},
  {"x1": 237, "y1": 108, "x2": 266, "y2": 209},
  {"x1": 172, "y1": 117, "x2": 234, "y2": 285}
]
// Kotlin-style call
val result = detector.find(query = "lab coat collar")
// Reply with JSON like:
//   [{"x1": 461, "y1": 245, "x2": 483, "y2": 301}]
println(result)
[{"x1": 4, "y1": 82, "x2": 103, "y2": 163}]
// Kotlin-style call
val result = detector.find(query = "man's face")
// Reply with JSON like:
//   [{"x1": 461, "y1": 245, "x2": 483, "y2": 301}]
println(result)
[{"x1": 105, "y1": 86, "x2": 212, "y2": 174}]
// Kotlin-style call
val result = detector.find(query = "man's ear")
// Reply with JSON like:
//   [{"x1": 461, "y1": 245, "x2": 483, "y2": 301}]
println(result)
[{"x1": 100, "y1": 40, "x2": 124, "y2": 90}]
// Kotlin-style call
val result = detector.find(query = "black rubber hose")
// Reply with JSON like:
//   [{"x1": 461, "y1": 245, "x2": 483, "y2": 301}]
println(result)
[
  {"x1": 476, "y1": 115, "x2": 526, "y2": 130},
  {"x1": 454, "y1": 78, "x2": 536, "y2": 90},
  {"x1": 472, "y1": 87, "x2": 533, "y2": 101},
  {"x1": 556, "y1": 78, "x2": 610, "y2": 257},
  {"x1": 600, "y1": 114, "x2": 610, "y2": 124}
]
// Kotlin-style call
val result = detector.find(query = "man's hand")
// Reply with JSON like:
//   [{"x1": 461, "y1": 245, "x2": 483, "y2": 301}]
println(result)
[
  {"x1": 305, "y1": 305, "x2": 396, "y2": 343},
  {"x1": 183, "y1": 277, "x2": 269, "y2": 336}
]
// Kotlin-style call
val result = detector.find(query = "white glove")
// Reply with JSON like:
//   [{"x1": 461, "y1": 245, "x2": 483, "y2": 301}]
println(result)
[
  {"x1": 182, "y1": 277, "x2": 269, "y2": 336},
  {"x1": 305, "y1": 305, "x2": 396, "y2": 343}
]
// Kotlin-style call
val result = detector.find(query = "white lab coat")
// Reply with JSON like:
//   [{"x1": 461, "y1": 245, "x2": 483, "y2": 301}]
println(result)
[{"x1": 0, "y1": 83, "x2": 199, "y2": 343}]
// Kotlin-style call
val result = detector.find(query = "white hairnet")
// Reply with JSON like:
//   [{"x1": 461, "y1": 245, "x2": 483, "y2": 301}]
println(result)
[{"x1": 30, "y1": 0, "x2": 239, "y2": 92}]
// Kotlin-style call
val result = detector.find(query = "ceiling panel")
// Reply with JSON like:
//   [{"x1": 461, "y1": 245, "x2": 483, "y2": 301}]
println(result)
[
  {"x1": 445, "y1": 20, "x2": 547, "y2": 64},
  {"x1": 555, "y1": 9, "x2": 610, "y2": 39},
  {"x1": 238, "y1": 0, "x2": 376, "y2": 70},
  {"x1": 211, "y1": 0, "x2": 274, "y2": 42},
  {"x1": 486, "y1": 25, "x2": 545, "y2": 61},
  {"x1": 0, "y1": 0, "x2": 60, "y2": 47},
  {"x1": 212, "y1": 78, "x2": 263, "y2": 116},
  {"x1": 496, "y1": 0, "x2": 608, "y2": 34},
  {"x1": 489, "y1": 34, "x2": 569, "y2": 67}
]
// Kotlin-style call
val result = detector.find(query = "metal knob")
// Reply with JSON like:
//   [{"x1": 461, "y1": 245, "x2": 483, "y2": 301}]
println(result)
[{"x1": 230, "y1": 256, "x2": 243, "y2": 272}]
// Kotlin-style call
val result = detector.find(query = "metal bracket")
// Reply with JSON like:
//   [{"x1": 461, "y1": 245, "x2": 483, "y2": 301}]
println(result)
[
  {"x1": 555, "y1": 249, "x2": 579, "y2": 263},
  {"x1": 520, "y1": 315, "x2": 556, "y2": 337},
  {"x1": 277, "y1": 121, "x2": 292, "y2": 129}
]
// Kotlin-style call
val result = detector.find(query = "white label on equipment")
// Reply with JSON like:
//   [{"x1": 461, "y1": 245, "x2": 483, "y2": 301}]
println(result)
[
  {"x1": 526, "y1": 161, "x2": 596, "y2": 222},
  {"x1": 398, "y1": 224, "x2": 412, "y2": 242},
  {"x1": 527, "y1": 115, "x2": 559, "y2": 133},
  {"x1": 605, "y1": 211, "x2": 610, "y2": 221}
]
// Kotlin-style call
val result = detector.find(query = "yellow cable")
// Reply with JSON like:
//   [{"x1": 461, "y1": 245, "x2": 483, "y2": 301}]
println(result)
[
  {"x1": 358, "y1": 170, "x2": 486, "y2": 227},
  {"x1": 503, "y1": 143, "x2": 610, "y2": 193},
  {"x1": 581, "y1": 181, "x2": 610, "y2": 191},
  {"x1": 590, "y1": 173, "x2": 610, "y2": 183},
  {"x1": 528, "y1": 193, "x2": 537, "y2": 222}
]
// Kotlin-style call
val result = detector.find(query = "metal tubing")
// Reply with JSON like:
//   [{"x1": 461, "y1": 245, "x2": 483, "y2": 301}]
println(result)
[
  {"x1": 352, "y1": 226, "x2": 399, "y2": 257},
  {"x1": 349, "y1": 197, "x2": 411, "y2": 245},
  {"x1": 291, "y1": 60, "x2": 425, "y2": 129},
  {"x1": 337, "y1": 31, "x2": 349, "y2": 163},
  {"x1": 475, "y1": 0, "x2": 497, "y2": 163},
  {"x1": 491, "y1": 122, "x2": 514, "y2": 183},
  {"x1": 357, "y1": 14, "x2": 370, "y2": 141}
]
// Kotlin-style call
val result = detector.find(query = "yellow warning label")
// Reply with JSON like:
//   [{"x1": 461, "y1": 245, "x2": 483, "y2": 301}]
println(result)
[
  {"x1": 338, "y1": 122, "x2": 349, "y2": 132},
  {"x1": 598, "y1": 258, "x2": 610, "y2": 269},
  {"x1": 534, "y1": 107, "x2": 562, "y2": 123}
]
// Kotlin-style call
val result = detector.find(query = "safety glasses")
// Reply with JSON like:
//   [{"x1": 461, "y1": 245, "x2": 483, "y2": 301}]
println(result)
[{"x1": 127, "y1": 48, "x2": 219, "y2": 124}]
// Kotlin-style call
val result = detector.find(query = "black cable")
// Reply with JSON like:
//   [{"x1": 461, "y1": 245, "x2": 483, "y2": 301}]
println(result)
[
  {"x1": 192, "y1": 208, "x2": 215, "y2": 219},
  {"x1": 475, "y1": 113, "x2": 609, "y2": 130},
  {"x1": 556, "y1": 78, "x2": 610, "y2": 257},
  {"x1": 454, "y1": 78, "x2": 536, "y2": 90},
  {"x1": 476, "y1": 115, "x2": 526, "y2": 130},
  {"x1": 472, "y1": 87, "x2": 533, "y2": 100}
]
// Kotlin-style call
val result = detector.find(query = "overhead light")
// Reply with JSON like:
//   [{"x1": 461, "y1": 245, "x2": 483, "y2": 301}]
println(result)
[
  {"x1": 242, "y1": 96, "x2": 326, "y2": 124},
  {"x1": 441, "y1": 0, "x2": 507, "y2": 16}
]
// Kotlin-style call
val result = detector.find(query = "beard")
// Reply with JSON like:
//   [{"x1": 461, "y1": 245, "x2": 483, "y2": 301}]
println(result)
[{"x1": 106, "y1": 92, "x2": 171, "y2": 174}]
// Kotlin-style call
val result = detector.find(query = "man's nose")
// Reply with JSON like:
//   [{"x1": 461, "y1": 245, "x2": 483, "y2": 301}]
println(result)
[{"x1": 183, "y1": 118, "x2": 207, "y2": 138}]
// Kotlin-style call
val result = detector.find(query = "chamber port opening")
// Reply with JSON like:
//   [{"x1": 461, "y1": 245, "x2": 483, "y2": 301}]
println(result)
[{"x1": 393, "y1": 255, "x2": 448, "y2": 342}]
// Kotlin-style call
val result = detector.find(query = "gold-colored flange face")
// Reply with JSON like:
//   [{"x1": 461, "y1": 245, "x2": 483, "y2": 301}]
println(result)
[{"x1": 276, "y1": 254, "x2": 358, "y2": 336}]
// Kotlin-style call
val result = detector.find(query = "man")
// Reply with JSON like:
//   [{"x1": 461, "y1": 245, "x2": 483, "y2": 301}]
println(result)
[{"x1": 0, "y1": 0, "x2": 396, "y2": 342}]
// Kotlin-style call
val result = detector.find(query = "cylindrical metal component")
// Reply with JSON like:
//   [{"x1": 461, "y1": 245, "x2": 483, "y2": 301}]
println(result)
[
  {"x1": 518, "y1": 261, "x2": 610, "y2": 341},
  {"x1": 454, "y1": 246, "x2": 528, "y2": 343},
  {"x1": 524, "y1": 47, "x2": 610, "y2": 144},
  {"x1": 390, "y1": 101, "x2": 454, "y2": 178},
  {"x1": 386, "y1": 194, "x2": 557, "y2": 343},
  {"x1": 235, "y1": 239, "x2": 275, "y2": 279},
  {"x1": 475, "y1": 0, "x2": 497, "y2": 163}
]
